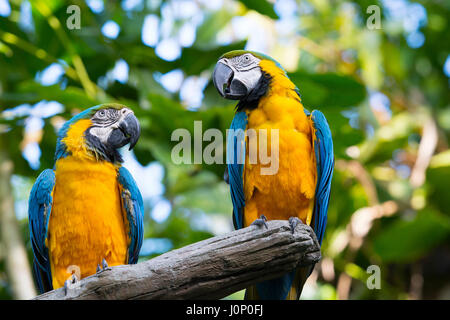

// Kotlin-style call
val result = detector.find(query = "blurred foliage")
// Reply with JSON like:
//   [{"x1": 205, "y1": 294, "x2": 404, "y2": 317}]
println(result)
[{"x1": 0, "y1": 0, "x2": 449, "y2": 300}]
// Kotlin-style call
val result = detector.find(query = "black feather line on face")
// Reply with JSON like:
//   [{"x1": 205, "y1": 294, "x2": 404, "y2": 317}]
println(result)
[
  {"x1": 235, "y1": 71, "x2": 272, "y2": 112},
  {"x1": 84, "y1": 130, "x2": 123, "y2": 164}
]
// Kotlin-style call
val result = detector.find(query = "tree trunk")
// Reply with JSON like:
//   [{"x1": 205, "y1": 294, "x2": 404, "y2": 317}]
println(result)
[
  {"x1": 0, "y1": 138, "x2": 37, "y2": 299},
  {"x1": 35, "y1": 220, "x2": 321, "y2": 300}
]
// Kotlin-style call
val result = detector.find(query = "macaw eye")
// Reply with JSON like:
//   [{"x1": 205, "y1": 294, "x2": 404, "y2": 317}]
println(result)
[
  {"x1": 97, "y1": 110, "x2": 106, "y2": 118},
  {"x1": 241, "y1": 54, "x2": 253, "y2": 66}
]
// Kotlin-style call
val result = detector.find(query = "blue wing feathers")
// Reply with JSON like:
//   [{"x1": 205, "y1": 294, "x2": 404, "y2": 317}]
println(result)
[
  {"x1": 28, "y1": 169, "x2": 55, "y2": 293},
  {"x1": 228, "y1": 109, "x2": 333, "y2": 300},
  {"x1": 311, "y1": 110, "x2": 334, "y2": 245},
  {"x1": 226, "y1": 111, "x2": 248, "y2": 230},
  {"x1": 29, "y1": 164, "x2": 143, "y2": 293},
  {"x1": 117, "y1": 166, "x2": 144, "y2": 264}
]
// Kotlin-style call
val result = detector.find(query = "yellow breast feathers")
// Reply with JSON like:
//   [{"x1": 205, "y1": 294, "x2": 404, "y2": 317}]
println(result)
[
  {"x1": 242, "y1": 59, "x2": 317, "y2": 227},
  {"x1": 47, "y1": 120, "x2": 128, "y2": 289}
]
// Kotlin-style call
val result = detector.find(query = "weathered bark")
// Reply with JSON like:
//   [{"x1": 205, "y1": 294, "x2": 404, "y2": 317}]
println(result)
[
  {"x1": 35, "y1": 220, "x2": 321, "y2": 300},
  {"x1": 0, "y1": 138, "x2": 37, "y2": 299}
]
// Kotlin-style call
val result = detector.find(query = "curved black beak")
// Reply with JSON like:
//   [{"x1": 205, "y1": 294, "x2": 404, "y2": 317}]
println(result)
[
  {"x1": 120, "y1": 112, "x2": 141, "y2": 150},
  {"x1": 108, "y1": 110, "x2": 141, "y2": 150},
  {"x1": 213, "y1": 61, "x2": 247, "y2": 100}
]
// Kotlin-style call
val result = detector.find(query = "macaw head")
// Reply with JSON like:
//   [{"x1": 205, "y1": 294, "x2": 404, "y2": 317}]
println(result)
[
  {"x1": 213, "y1": 50, "x2": 299, "y2": 109},
  {"x1": 55, "y1": 103, "x2": 140, "y2": 164}
]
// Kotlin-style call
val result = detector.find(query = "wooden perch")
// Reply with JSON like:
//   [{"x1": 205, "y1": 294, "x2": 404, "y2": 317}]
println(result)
[{"x1": 34, "y1": 220, "x2": 321, "y2": 300}]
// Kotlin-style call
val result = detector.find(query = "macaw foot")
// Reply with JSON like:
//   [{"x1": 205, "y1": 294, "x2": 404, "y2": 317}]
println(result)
[
  {"x1": 251, "y1": 214, "x2": 268, "y2": 229},
  {"x1": 63, "y1": 273, "x2": 79, "y2": 295},
  {"x1": 288, "y1": 217, "x2": 303, "y2": 234},
  {"x1": 96, "y1": 258, "x2": 111, "y2": 274}
]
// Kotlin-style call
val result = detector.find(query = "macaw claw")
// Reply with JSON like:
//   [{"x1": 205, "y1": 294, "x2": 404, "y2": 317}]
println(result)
[
  {"x1": 251, "y1": 214, "x2": 268, "y2": 229},
  {"x1": 96, "y1": 258, "x2": 111, "y2": 274},
  {"x1": 63, "y1": 273, "x2": 79, "y2": 295},
  {"x1": 102, "y1": 258, "x2": 109, "y2": 270},
  {"x1": 288, "y1": 217, "x2": 303, "y2": 234}
]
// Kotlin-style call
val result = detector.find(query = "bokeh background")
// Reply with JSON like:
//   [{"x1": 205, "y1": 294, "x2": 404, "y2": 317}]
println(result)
[{"x1": 0, "y1": 0, "x2": 449, "y2": 300}]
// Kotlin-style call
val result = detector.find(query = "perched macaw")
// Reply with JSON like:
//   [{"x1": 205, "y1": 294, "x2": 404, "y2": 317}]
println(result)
[
  {"x1": 28, "y1": 103, "x2": 144, "y2": 294},
  {"x1": 213, "y1": 51, "x2": 334, "y2": 300}
]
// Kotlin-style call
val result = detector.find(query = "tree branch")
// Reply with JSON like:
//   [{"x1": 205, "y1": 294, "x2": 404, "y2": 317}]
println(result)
[{"x1": 34, "y1": 220, "x2": 321, "y2": 300}]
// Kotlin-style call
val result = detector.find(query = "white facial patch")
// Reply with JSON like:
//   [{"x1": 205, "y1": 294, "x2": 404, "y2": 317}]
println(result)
[
  {"x1": 88, "y1": 108, "x2": 133, "y2": 144},
  {"x1": 221, "y1": 54, "x2": 263, "y2": 93},
  {"x1": 88, "y1": 126, "x2": 114, "y2": 144}
]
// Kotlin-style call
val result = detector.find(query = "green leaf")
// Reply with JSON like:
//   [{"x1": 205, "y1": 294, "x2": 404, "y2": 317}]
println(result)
[
  {"x1": 288, "y1": 72, "x2": 366, "y2": 109},
  {"x1": 373, "y1": 209, "x2": 450, "y2": 263},
  {"x1": 173, "y1": 40, "x2": 247, "y2": 76},
  {"x1": 195, "y1": 10, "x2": 234, "y2": 48},
  {"x1": 427, "y1": 150, "x2": 450, "y2": 213},
  {"x1": 238, "y1": 0, "x2": 278, "y2": 19}
]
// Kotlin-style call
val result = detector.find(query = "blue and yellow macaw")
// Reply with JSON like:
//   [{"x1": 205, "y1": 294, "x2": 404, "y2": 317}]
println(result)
[
  {"x1": 28, "y1": 103, "x2": 144, "y2": 293},
  {"x1": 213, "y1": 51, "x2": 334, "y2": 300}
]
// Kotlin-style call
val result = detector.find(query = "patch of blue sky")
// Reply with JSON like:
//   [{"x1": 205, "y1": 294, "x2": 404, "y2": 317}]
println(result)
[
  {"x1": 444, "y1": 55, "x2": 450, "y2": 78},
  {"x1": 99, "y1": 59, "x2": 129, "y2": 87},
  {"x1": 151, "y1": 199, "x2": 172, "y2": 223},
  {"x1": 155, "y1": 69, "x2": 184, "y2": 93},
  {"x1": 341, "y1": 108, "x2": 360, "y2": 129},
  {"x1": 365, "y1": 123, "x2": 375, "y2": 139},
  {"x1": 402, "y1": 2, "x2": 427, "y2": 32},
  {"x1": 180, "y1": 75, "x2": 209, "y2": 110},
  {"x1": 121, "y1": 151, "x2": 165, "y2": 200},
  {"x1": 147, "y1": 0, "x2": 161, "y2": 11},
  {"x1": 390, "y1": 153, "x2": 411, "y2": 178},
  {"x1": 406, "y1": 31, "x2": 425, "y2": 49},
  {"x1": 230, "y1": 16, "x2": 269, "y2": 53},
  {"x1": 102, "y1": 20, "x2": 120, "y2": 39},
  {"x1": 275, "y1": 16, "x2": 298, "y2": 37},
  {"x1": 35, "y1": 63, "x2": 65, "y2": 86},
  {"x1": 160, "y1": 2, "x2": 175, "y2": 39},
  {"x1": 382, "y1": 0, "x2": 427, "y2": 49},
  {"x1": 22, "y1": 142, "x2": 41, "y2": 170},
  {"x1": 190, "y1": 212, "x2": 233, "y2": 236},
  {"x1": 111, "y1": 59, "x2": 129, "y2": 84},
  {"x1": 198, "y1": 0, "x2": 223, "y2": 11},
  {"x1": 178, "y1": 22, "x2": 196, "y2": 47},
  {"x1": 170, "y1": 0, "x2": 199, "y2": 20},
  {"x1": 4, "y1": 101, "x2": 63, "y2": 169},
  {"x1": 298, "y1": 0, "x2": 314, "y2": 15},
  {"x1": 216, "y1": 24, "x2": 233, "y2": 46},
  {"x1": 155, "y1": 38, "x2": 181, "y2": 61},
  {"x1": 140, "y1": 238, "x2": 173, "y2": 256},
  {"x1": 2, "y1": 104, "x2": 32, "y2": 120},
  {"x1": 11, "y1": 175, "x2": 33, "y2": 220},
  {"x1": 2, "y1": 101, "x2": 64, "y2": 120},
  {"x1": 33, "y1": 101, "x2": 64, "y2": 118},
  {"x1": 274, "y1": 0, "x2": 297, "y2": 19},
  {"x1": 121, "y1": 0, "x2": 143, "y2": 11},
  {"x1": 86, "y1": 0, "x2": 104, "y2": 13},
  {"x1": 230, "y1": 16, "x2": 249, "y2": 40},
  {"x1": 19, "y1": 0, "x2": 34, "y2": 33},
  {"x1": 0, "y1": 0, "x2": 11, "y2": 17},
  {"x1": 369, "y1": 91, "x2": 392, "y2": 118},
  {"x1": 142, "y1": 14, "x2": 160, "y2": 47},
  {"x1": 24, "y1": 115, "x2": 44, "y2": 134}
]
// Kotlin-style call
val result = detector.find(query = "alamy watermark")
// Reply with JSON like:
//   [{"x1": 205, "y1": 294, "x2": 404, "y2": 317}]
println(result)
[
  {"x1": 366, "y1": 5, "x2": 382, "y2": 30},
  {"x1": 366, "y1": 265, "x2": 381, "y2": 290},
  {"x1": 64, "y1": 264, "x2": 81, "y2": 290},
  {"x1": 171, "y1": 121, "x2": 280, "y2": 175},
  {"x1": 66, "y1": 5, "x2": 81, "y2": 30}
]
